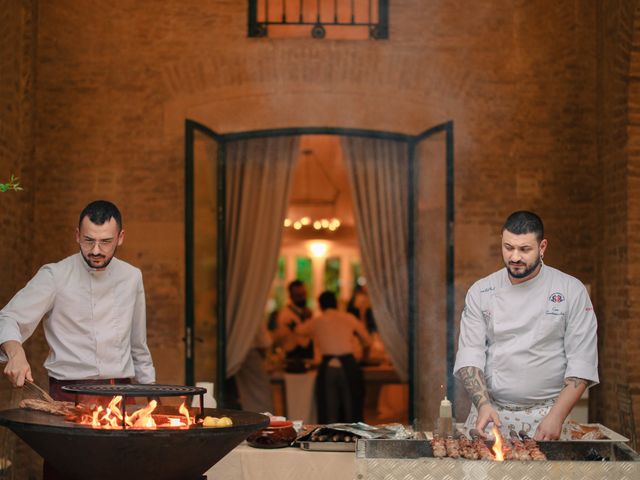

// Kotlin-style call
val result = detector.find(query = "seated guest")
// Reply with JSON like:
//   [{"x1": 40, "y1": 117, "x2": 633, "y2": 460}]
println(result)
[
  {"x1": 273, "y1": 280, "x2": 314, "y2": 373},
  {"x1": 296, "y1": 291, "x2": 371, "y2": 423}
]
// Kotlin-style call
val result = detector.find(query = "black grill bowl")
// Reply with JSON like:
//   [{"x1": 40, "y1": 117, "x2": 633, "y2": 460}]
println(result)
[{"x1": 0, "y1": 407, "x2": 268, "y2": 480}]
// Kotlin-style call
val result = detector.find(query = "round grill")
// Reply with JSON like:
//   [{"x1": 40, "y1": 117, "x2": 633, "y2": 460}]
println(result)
[{"x1": 61, "y1": 383, "x2": 206, "y2": 397}]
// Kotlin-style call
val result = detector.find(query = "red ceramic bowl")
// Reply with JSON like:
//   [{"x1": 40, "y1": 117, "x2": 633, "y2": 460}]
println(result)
[{"x1": 246, "y1": 420, "x2": 297, "y2": 449}]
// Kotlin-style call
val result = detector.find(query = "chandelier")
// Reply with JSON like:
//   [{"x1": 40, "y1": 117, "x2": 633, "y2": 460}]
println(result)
[{"x1": 283, "y1": 216, "x2": 341, "y2": 231}]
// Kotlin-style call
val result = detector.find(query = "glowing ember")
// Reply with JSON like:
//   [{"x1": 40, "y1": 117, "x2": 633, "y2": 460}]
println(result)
[
  {"x1": 491, "y1": 426, "x2": 505, "y2": 461},
  {"x1": 72, "y1": 396, "x2": 195, "y2": 430}
]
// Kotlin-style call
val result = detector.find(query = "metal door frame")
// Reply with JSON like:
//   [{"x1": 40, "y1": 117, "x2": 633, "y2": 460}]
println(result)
[{"x1": 185, "y1": 120, "x2": 455, "y2": 423}]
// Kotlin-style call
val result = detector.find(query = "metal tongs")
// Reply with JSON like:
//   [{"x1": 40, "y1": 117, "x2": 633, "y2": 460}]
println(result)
[{"x1": 23, "y1": 379, "x2": 55, "y2": 403}]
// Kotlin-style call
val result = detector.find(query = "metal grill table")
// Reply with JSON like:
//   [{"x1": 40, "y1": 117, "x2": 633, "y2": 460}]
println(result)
[{"x1": 355, "y1": 438, "x2": 640, "y2": 480}]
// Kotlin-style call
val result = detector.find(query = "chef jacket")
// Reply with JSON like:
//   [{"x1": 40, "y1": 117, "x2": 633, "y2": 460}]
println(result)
[
  {"x1": 0, "y1": 253, "x2": 156, "y2": 383},
  {"x1": 453, "y1": 263, "x2": 598, "y2": 407}
]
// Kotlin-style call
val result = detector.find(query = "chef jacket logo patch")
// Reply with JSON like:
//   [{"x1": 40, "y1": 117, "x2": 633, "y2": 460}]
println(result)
[{"x1": 549, "y1": 292, "x2": 565, "y2": 303}]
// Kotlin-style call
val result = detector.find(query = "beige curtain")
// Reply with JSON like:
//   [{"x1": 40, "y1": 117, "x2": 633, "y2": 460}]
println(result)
[
  {"x1": 225, "y1": 136, "x2": 299, "y2": 377},
  {"x1": 341, "y1": 137, "x2": 409, "y2": 381}
]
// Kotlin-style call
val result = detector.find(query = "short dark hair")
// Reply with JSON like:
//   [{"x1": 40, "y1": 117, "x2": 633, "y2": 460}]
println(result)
[
  {"x1": 288, "y1": 279, "x2": 305, "y2": 294},
  {"x1": 318, "y1": 290, "x2": 338, "y2": 310},
  {"x1": 79, "y1": 200, "x2": 122, "y2": 231},
  {"x1": 502, "y1": 211, "x2": 544, "y2": 242}
]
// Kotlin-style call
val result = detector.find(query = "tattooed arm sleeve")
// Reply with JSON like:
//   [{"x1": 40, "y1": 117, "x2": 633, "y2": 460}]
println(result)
[{"x1": 455, "y1": 366, "x2": 492, "y2": 409}]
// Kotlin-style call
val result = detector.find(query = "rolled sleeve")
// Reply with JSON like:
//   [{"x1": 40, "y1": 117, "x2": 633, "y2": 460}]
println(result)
[
  {"x1": 453, "y1": 285, "x2": 488, "y2": 375},
  {"x1": 564, "y1": 285, "x2": 599, "y2": 387}
]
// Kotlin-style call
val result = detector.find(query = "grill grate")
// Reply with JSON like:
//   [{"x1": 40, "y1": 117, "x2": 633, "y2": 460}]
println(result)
[{"x1": 61, "y1": 383, "x2": 207, "y2": 397}]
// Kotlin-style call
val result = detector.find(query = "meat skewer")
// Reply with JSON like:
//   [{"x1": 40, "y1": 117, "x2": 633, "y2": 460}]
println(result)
[
  {"x1": 518, "y1": 430, "x2": 547, "y2": 461},
  {"x1": 431, "y1": 432, "x2": 447, "y2": 458},
  {"x1": 508, "y1": 429, "x2": 532, "y2": 460},
  {"x1": 444, "y1": 435, "x2": 461, "y2": 458},
  {"x1": 458, "y1": 434, "x2": 480, "y2": 460},
  {"x1": 469, "y1": 429, "x2": 494, "y2": 460}
]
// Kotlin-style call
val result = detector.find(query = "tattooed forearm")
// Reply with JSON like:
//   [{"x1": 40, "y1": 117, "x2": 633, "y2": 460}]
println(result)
[
  {"x1": 455, "y1": 366, "x2": 491, "y2": 409},
  {"x1": 562, "y1": 377, "x2": 589, "y2": 390}
]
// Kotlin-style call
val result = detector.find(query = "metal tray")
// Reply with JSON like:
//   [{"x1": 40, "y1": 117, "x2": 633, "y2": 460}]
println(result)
[{"x1": 297, "y1": 440, "x2": 356, "y2": 452}]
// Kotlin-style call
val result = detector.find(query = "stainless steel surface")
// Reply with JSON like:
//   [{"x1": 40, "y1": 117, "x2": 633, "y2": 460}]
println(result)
[
  {"x1": 355, "y1": 457, "x2": 640, "y2": 480},
  {"x1": 355, "y1": 438, "x2": 640, "y2": 480}
]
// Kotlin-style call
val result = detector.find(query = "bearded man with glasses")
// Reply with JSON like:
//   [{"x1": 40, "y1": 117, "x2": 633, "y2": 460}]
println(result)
[{"x1": 0, "y1": 200, "x2": 155, "y2": 400}]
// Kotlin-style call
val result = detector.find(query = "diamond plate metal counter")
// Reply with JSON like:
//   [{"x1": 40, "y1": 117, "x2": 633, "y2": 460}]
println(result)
[{"x1": 355, "y1": 457, "x2": 640, "y2": 480}]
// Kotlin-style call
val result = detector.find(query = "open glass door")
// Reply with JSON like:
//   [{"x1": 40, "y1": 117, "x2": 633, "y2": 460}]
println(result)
[
  {"x1": 185, "y1": 121, "x2": 225, "y2": 399},
  {"x1": 410, "y1": 122, "x2": 454, "y2": 430}
]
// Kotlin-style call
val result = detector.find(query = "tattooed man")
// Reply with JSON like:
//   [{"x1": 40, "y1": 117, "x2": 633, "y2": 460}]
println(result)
[{"x1": 453, "y1": 211, "x2": 598, "y2": 440}]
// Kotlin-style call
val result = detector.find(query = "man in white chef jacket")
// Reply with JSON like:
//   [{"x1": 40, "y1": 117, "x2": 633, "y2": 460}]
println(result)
[{"x1": 453, "y1": 211, "x2": 598, "y2": 440}]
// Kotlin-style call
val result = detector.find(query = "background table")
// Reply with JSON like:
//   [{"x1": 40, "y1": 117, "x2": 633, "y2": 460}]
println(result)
[{"x1": 205, "y1": 443, "x2": 356, "y2": 480}]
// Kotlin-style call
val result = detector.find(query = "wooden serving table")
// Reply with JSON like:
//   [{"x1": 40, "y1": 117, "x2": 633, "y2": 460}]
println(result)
[{"x1": 205, "y1": 443, "x2": 356, "y2": 480}]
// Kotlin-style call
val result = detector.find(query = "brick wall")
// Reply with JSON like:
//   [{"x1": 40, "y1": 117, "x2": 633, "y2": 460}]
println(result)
[
  {"x1": 624, "y1": 1, "x2": 640, "y2": 444},
  {"x1": 0, "y1": 1, "x2": 43, "y2": 477},
  {"x1": 591, "y1": 0, "x2": 640, "y2": 441}
]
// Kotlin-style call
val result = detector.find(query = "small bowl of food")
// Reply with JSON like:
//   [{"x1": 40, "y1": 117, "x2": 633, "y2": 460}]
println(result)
[{"x1": 246, "y1": 420, "x2": 297, "y2": 449}]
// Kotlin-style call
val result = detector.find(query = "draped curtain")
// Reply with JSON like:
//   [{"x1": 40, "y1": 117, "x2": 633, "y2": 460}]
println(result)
[
  {"x1": 225, "y1": 136, "x2": 299, "y2": 377},
  {"x1": 341, "y1": 137, "x2": 410, "y2": 381}
]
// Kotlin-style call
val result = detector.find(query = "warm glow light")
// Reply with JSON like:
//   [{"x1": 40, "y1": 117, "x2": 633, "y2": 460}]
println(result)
[
  {"x1": 75, "y1": 396, "x2": 196, "y2": 430},
  {"x1": 491, "y1": 426, "x2": 505, "y2": 461},
  {"x1": 283, "y1": 218, "x2": 292, "y2": 227},
  {"x1": 300, "y1": 216, "x2": 311, "y2": 225},
  {"x1": 330, "y1": 218, "x2": 340, "y2": 228},
  {"x1": 313, "y1": 221, "x2": 322, "y2": 230},
  {"x1": 321, "y1": 219, "x2": 330, "y2": 228},
  {"x1": 293, "y1": 221, "x2": 302, "y2": 230},
  {"x1": 309, "y1": 241, "x2": 329, "y2": 258}
]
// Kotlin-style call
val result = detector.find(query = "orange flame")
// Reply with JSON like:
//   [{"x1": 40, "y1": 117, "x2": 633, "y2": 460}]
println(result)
[
  {"x1": 179, "y1": 401, "x2": 191, "y2": 427},
  {"x1": 74, "y1": 397, "x2": 196, "y2": 430},
  {"x1": 491, "y1": 426, "x2": 505, "y2": 461}
]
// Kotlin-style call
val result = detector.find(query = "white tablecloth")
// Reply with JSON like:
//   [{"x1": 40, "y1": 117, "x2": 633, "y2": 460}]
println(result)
[
  {"x1": 284, "y1": 371, "x2": 317, "y2": 423},
  {"x1": 206, "y1": 443, "x2": 356, "y2": 480}
]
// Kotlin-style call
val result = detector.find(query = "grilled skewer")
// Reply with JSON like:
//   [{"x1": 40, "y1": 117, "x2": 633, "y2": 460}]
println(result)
[
  {"x1": 469, "y1": 429, "x2": 494, "y2": 460},
  {"x1": 431, "y1": 433, "x2": 447, "y2": 458},
  {"x1": 518, "y1": 430, "x2": 547, "y2": 461}
]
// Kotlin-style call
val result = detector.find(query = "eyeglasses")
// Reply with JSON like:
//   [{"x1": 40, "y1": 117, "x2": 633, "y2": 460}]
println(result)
[{"x1": 79, "y1": 239, "x2": 115, "y2": 250}]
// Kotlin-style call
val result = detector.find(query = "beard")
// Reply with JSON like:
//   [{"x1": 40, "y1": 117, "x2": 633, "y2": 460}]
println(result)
[
  {"x1": 81, "y1": 248, "x2": 116, "y2": 270},
  {"x1": 506, "y1": 253, "x2": 542, "y2": 279}
]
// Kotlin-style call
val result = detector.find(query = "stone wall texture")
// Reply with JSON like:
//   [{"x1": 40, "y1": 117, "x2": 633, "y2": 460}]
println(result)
[{"x1": 1, "y1": 0, "x2": 640, "y2": 475}]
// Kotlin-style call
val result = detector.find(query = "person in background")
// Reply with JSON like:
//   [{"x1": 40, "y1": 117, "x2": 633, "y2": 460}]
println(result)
[
  {"x1": 296, "y1": 290, "x2": 371, "y2": 423},
  {"x1": 453, "y1": 211, "x2": 598, "y2": 440},
  {"x1": 347, "y1": 284, "x2": 377, "y2": 334},
  {"x1": 0, "y1": 200, "x2": 155, "y2": 480},
  {"x1": 273, "y1": 280, "x2": 314, "y2": 373}
]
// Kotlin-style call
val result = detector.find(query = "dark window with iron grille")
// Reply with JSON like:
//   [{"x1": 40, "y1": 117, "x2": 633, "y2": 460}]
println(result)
[{"x1": 248, "y1": 0, "x2": 388, "y2": 40}]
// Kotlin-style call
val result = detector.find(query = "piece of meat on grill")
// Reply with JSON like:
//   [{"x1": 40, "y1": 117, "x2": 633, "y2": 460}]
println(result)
[
  {"x1": 505, "y1": 430, "x2": 531, "y2": 461},
  {"x1": 458, "y1": 435, "x2": 480, "y2": 460},
  {"x1": 469, "y1": 429, "x2": 494, "y2": 460},
  {"x1": 518, "y1": 431, "x2": 547, "y2": 461},
  {"x1": 19, "y1": 398, "x2": 75, "y2": 416},
  {"x1": 431, "y1": 433, "x2": 447, "y2": 458},
  {"x1": 444, "y1": 436, "x2": 461, "y2": 458}
]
